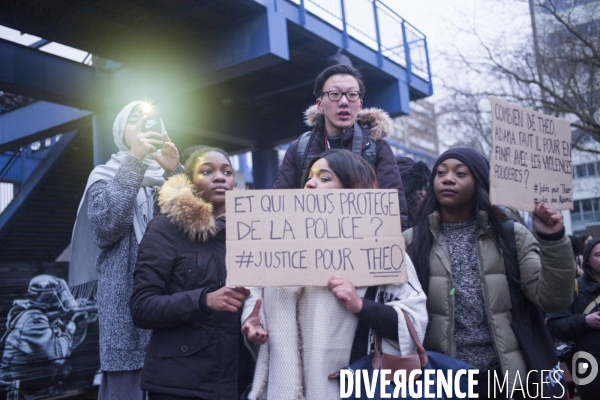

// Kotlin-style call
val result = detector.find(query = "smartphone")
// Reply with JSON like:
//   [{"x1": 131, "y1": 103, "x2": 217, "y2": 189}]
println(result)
[{"x1": 141, "y1": 106, "x2": 161, "y2": 133}]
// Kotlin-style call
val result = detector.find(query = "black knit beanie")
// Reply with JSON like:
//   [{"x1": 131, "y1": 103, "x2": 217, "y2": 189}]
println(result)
[
  {"x1": 583, "y1": 237, "x2": 600, "y2": 271},
  {"x1": 431, "y1": 147, "x2": 490, "y2": 191}
]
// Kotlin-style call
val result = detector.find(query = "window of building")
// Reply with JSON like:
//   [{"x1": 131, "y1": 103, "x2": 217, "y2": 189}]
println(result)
[
  {"x1": 576, "y1": 164, "x2": 588, "y2": 178},
  {"x1": 572, "y1": 197, "x2": 600, "y2": 228},
  {"x1": 574, "y1": 162, "x2": 600, "y2": 179},
  {"x1": 588, "y1": 162, "x2": 598, "y2": 177},
  {"x1": 582, "y1": 199, "x2": 593, "y2": 212}
]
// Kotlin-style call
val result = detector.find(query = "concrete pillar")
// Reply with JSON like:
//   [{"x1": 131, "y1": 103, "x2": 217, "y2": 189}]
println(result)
[
  {"x1": 92, "y1": 112, "x2": 117, "y2": 167},
  {"x1": 252, "y1": 147, "x2": 279, "y2": 189}
]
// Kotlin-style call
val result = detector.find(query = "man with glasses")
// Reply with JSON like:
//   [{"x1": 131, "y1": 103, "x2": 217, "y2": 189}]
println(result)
[{"x1": 273, "y1": 64, "x2": 408, "y2": 229}]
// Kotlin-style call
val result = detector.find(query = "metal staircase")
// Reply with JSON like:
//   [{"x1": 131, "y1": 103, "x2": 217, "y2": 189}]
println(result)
[{"x1": 0, "y1": 128, "x2": 93, "y2": 261}]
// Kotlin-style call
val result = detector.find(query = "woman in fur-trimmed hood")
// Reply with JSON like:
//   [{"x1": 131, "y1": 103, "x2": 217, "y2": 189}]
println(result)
[
  {"x1": 130, "y1": 147, "x2": 251, "y2": 399},
  {"x1": 272, "y1": 64, "x2": 409, "y2": 231}
]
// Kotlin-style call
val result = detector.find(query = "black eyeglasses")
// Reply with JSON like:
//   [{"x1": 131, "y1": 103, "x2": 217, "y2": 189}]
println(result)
[{"x1": 321, "y1": 90, "x2": 361, "y2": 102}]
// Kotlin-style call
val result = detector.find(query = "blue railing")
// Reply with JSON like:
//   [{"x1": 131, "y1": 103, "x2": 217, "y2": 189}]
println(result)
[{"x1": 291, "y1": 0, "x2": 431, "y2": 82}]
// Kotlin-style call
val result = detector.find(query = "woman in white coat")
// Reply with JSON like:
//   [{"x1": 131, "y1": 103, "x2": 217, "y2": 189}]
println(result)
[{"x1": 242, "y1": 149, "x2": 427, "y2": 400}]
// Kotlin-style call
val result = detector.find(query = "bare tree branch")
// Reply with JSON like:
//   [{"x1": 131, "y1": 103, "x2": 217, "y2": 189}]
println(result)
[{"x1": 436, "y1": 0, "x2": 600, "y2": 153}]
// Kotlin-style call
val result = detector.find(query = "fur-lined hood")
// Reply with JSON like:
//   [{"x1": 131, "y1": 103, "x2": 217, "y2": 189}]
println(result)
[
  {"x1": 158, "y1": 174, "x2": 217, "y2": 242},
  {"x1": 303, "y1": 104, "x2": 392, "y2": 141}
]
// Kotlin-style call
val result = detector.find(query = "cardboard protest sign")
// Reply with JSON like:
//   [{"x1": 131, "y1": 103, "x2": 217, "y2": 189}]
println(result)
[
  {"x1": 226, "y1": 189, "x2": 406, "y2": 287},
  {"x1": 490, "y1": 96, "x2": 573, "y2": 212}
]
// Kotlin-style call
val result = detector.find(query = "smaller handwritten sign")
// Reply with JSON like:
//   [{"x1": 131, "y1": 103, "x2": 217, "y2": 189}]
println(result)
[
  {"x1": 226, "y1": 189, "x2": 406, "y2": 287},
  {"x1": 490, "y1": 96, "x2": 573, "y2": 212}
]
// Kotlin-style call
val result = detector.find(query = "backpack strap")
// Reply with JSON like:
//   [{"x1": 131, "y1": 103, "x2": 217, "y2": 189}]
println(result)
[
  {"x1": 502, "y1": 220, "x2": 566, "y2": 399},
  {"x1": 582, "y1": 294, "x2": 600, "y2": 315},
  {"x1": 351, "y1": 122, "x2": 363, "y2": 154},
  {"x1": 353, "y1": 122, "x2": 378, "y2": 168},
  {"x1": 502, "y1": 219, "x2": 525, "y2": 307},
  {"x1": 295, "y1": 130, "x2": 315, "y2": 188},
  {"x1": 297, "y1": 123, "x2": 378, "y2": 188}
]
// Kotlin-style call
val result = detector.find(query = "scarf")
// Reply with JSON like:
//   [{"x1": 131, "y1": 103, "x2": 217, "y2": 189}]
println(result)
[{"x1": 68, "y1": 101, "x2": 166, "y2": 297}]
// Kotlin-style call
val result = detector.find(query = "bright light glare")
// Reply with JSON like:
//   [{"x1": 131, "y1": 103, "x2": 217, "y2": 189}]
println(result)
[
  {"x1": 39, "y1": 42, "x2": 90, "y2": 64},
  {"x1": 141, "y1": 102, "x2": 153, "y2": 113},
  {"x1": 0, "y1": 25, "x2": 41, "y2": 46}
]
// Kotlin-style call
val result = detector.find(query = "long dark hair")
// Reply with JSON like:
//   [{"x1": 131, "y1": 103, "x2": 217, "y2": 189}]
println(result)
[
  {"x1": 301, "y1": 149, "x2": 378, "y2": 189},
  {"x1": 408, "y1": 157, "x2": 511, "y2": 294}
]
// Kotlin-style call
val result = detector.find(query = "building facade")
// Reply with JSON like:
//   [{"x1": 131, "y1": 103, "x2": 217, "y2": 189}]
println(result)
[
  {"x1": 389, "y1": 99, "x2": 439, "y2": 165},
  {"x1": 535, "y1": 0, "x2": 600, "y2": 236}
]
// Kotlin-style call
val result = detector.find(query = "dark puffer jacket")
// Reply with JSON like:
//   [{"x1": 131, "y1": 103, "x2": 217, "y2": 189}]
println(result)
[
  {"x1": 273, "y1": 105, "x2": 409, "y2": 230},
  {"x1": 130, "y1": 174, "x2": 240, "y2": 399},
  {"x1": 547, "y1": 245, "x2": 600, "y2": 399}
]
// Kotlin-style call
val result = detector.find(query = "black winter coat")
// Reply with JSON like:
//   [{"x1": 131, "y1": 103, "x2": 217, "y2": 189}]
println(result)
[
  {"x1": 130, "y1": 174, "x2": 242, "y2": 399},
  {"x1": 273, "y1": 105, "x2": 409, "y2": 230},
  {"x1": 547, "y1": 270, "x2": 600, "y2": 398}
]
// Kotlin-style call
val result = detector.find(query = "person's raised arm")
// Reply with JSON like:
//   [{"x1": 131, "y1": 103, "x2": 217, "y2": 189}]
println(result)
[
  {"x1": 519, "y1": 201, "x2": 575, "y2": 313},
  {"x1": 87, "y1": 158, "x2": 147, "y2": 248}
]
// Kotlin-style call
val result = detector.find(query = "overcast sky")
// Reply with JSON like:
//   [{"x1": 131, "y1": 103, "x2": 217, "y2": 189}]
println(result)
[{"x1": 386, "y1": 0, "x2": 532, "y2": 100}]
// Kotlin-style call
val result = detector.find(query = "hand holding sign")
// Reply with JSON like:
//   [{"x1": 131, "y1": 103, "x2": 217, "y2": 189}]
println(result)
[
  {"x1": 328, "y1": 276, "x2": 363, "y2": 314},
  {"x1": 242, "y1": 299, "x2": 268, "y2": 344},
  {"x1": 532, "y1": 201, "x2": 564, "y2": 235}
]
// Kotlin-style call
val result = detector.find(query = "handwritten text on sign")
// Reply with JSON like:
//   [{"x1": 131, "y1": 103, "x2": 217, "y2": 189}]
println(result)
[
  {"x1": 490, "y1": 96, "x2": 573, "y2": 212},
  {"x1": 225, "y1": 189, "x2": 406, "y2": 287}
]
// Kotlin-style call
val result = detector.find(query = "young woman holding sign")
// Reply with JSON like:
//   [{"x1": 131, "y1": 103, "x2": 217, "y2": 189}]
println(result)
[
  {"x1": 242, "y1": 149, "x2": 427, "y2": 399},
  {"x1": 404, "y1": 147, "x2": 575, "y2": 398},
  {"x1": 130, "y1": 147, "x2": 252, "y2": 399}
]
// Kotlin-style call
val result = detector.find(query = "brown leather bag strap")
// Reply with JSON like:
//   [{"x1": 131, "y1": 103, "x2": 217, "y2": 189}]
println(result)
[
  {"x1": 372, "y1": 334, "x2": 383, "y2": 369},
  {"x1": 372, "y1": 310, "x2": 428, "y2": 368},
  {"x1": 401, "y1": 310, "x2": 428, "y2": 366}
]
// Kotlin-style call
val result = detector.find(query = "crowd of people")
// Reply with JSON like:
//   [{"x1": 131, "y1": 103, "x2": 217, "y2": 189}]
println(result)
[{"x1": 69, "y1": 64, "x2": 591, "y2": 399}]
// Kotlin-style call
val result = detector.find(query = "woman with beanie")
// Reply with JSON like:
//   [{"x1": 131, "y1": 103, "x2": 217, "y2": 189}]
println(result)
[
  {"x1": 70, "y1": 102, "x2": 181, "y2": 400},
  {"x1": 548, "y1": 238, "x2": 600, "y2": 400},
  {"x1": 403, "y1": 147, "x2": 575, "y2": 398}
]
